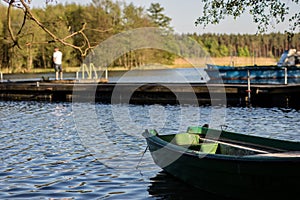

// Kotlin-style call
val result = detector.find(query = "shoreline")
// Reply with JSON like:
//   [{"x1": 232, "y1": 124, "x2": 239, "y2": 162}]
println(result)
[{"x1": 0, "y1": 57, "x2": 278, "y2": 74}]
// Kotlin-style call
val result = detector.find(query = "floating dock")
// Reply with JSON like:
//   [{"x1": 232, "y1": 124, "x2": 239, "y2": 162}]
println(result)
[{"x1": 1, "y1": 80, "x2": 300, "y2": 107}]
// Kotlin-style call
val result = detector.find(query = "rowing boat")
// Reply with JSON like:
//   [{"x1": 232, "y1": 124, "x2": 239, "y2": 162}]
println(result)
[{"x1": 142, "y1": 126, "x2": 300, "y2": 199}]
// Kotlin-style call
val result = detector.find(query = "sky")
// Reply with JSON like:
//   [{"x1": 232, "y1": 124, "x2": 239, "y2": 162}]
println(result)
[
  {"x1": 33, "y1": 0, "x2": 299, "y2": 34},
  {"x1": 125, "y1": 0, "x2": 260, "y2": 34}
]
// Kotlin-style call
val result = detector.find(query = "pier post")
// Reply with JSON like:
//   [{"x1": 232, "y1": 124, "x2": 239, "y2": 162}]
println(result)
[
  {"x1": 246, "y1": 70, "x2": 251, "y2": 103},
  {"x1": 105, "y1": 68, "x2": 108, "y2": 80},
  {"x1": 284, "y1": 67, "x2": 288, "y2": 85}
]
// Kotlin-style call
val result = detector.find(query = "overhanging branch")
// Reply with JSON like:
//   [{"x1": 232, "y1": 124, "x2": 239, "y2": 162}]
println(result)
[{"x1": 6, "y1": 0, "x2": 113, "y2": 57}]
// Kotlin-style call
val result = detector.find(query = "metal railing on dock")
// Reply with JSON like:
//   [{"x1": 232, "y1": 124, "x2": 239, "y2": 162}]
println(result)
[
  {"x1": 246, "y1": 67, "x2": 289, "y2": 104},
  {"x1": 76, "y1": 63, "x2": 108, "y2": 82}
]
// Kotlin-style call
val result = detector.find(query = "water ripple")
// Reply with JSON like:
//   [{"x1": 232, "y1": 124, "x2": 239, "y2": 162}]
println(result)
[{"x1": 0, "y1": 101, "x2": 299, "y2": 199}]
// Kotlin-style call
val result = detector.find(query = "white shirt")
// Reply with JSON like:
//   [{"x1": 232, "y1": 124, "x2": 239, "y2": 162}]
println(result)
[{"x1": 53, "y1": 50, "x2": 62, "y2": 65}]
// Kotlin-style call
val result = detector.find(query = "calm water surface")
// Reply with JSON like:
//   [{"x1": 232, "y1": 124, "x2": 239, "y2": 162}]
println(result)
[
  {"x1": 2, "y1": 68, "x2": 209, "y2": 83},
  {"x1": 1, "y1": 101, "x2": 300, "y2": 199}
]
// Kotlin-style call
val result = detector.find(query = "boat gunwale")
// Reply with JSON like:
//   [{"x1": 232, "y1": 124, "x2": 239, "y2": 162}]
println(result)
[
  {"x1": 143, "y1": 129, "x2": 300, "y2": 162},
  {"x1": 215, "y1": 127, "x2": 300, "y2": 151}
]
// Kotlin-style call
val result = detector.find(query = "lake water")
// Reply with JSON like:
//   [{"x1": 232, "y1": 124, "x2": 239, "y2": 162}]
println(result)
[
  {"x1": 2, "y1": 68, "x2": 209, "y2": 83},
  {"x1": 1, "y1": 101, "x2": 300, "y2": 199}
]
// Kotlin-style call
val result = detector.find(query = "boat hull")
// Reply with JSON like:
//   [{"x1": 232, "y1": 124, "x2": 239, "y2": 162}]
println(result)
[
  {"x1": 143, "y1": 129, "x2": 300, "y2": 199},
  {"x1": 205, "y1": 64, "x2": 300, "y2": 84}
]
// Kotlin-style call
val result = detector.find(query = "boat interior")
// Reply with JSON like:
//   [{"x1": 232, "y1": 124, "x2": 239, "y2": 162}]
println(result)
[
  {"x1": 157, "y1": 132, "x2": 271, "y2": 156},
  {"x1": 147, "y1": 125, "x2": 300, "y2": 158},
  {"x1": 150, "y1": 125, "x2": 292, "y2": 156}
]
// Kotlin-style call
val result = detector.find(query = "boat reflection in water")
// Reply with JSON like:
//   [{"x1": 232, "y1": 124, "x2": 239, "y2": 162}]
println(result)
[{"x1": 148, "y1": 171, "x2": 230, "y2": 200}]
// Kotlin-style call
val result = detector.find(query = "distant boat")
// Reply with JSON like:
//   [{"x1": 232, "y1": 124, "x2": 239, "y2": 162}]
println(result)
[
  {"x1": 143, "y1": 126, "x2": 300, "y2": 199},
  {"x1": 205, "y1": 49, "x2": 300, "y2": 84}
]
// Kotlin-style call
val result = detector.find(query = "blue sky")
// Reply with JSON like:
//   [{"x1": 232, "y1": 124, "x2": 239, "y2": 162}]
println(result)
[{"x1": 34, "y1": 0, "x2": 299, "y2": 34}]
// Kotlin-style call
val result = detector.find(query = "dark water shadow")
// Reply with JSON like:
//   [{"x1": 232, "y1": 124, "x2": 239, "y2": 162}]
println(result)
[{"x1": 148, "y1": 171, "x2": 232, "y2": 200}]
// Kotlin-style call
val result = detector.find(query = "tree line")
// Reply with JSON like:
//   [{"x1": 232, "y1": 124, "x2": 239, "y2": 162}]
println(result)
[
  {"x1": 0, "y1": 1, "x2": 299, "y2": 72},
  {"x1": 187, "y1": 32, "x2": 300, "y2": 58},
  {"x1": 0, "y1": 1, "x2": 173, "y2": 72}
]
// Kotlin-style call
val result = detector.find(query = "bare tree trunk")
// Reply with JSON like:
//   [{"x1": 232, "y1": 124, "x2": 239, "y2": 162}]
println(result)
[
  {"x1": 123, "y1": 53, "x2": 127, "y2": 68},
  {"x1": 42, "y1": 47, "x2": 46, "y2": 68}
]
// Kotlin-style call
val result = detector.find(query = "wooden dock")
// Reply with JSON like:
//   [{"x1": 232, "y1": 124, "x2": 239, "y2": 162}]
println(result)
[{"x1": 0, "y1": 80, "x2": 300, "y2": 107}]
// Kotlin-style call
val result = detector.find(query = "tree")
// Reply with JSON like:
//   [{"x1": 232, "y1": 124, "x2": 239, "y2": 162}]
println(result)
[
  {"x1": 195, "y1": 0, "x2": 300, "y2": 33},
  {"x1": 147, "y1": 3, "x2": 173, "y2": 32},
  {"x1": 0, "y1": 1, "x2": 177, "y2": 71},
  {"x1": 219, "y1": 44, "x2": 229, "y2": 57},
  {"x1": 2, "y1": 0, "x2": 112, "y2": 58}
]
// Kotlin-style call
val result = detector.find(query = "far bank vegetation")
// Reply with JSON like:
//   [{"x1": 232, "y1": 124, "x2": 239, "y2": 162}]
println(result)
[{"x1": 0, "y1": 1, "x2": 299, "y2": 73}]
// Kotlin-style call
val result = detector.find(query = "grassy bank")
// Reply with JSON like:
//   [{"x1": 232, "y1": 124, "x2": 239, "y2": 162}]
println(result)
[
  {"x1": 173, "y1": 57, "x2": 278, "y2": 67},
  {"x1": 210, "y1": 57, "x2": 277, "y2": 66}
]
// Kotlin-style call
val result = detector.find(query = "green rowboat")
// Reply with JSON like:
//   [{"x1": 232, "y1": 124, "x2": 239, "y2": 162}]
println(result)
[{"x1": 143, "y1": 126, "x2": 300, "y2": 199}]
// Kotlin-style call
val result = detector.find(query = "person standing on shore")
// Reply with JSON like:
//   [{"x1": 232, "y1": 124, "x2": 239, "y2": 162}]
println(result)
[{"x1": 53, "y1": 47, "x2": 63, "y2": 80}]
